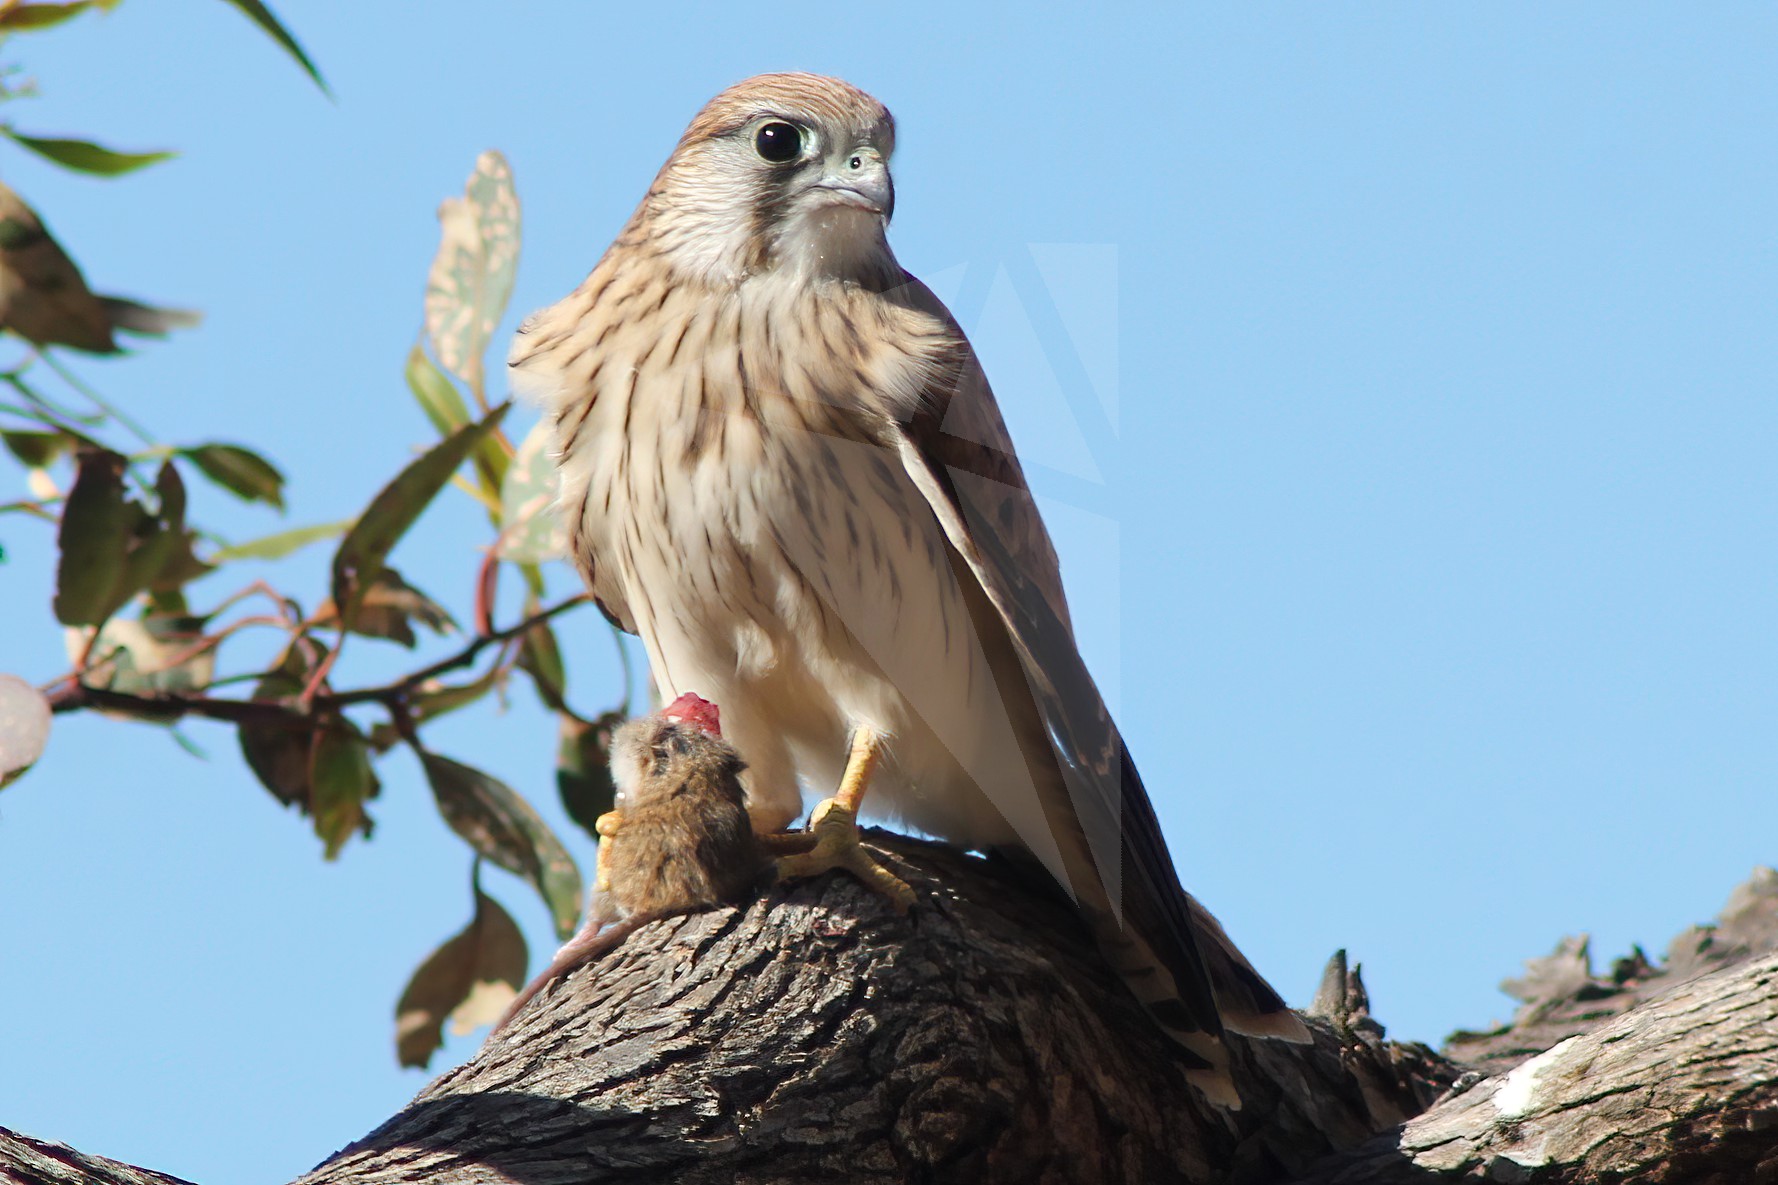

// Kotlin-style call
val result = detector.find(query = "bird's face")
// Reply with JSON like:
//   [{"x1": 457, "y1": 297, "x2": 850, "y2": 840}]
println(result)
[{"x1": 644, "y1": 73, "x2": 899, "y2": 287}]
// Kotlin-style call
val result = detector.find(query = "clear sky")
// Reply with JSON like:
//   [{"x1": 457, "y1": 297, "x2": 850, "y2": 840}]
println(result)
[{"x1": 2, "y1": 3, "x2": 1774, "y2": 1181}]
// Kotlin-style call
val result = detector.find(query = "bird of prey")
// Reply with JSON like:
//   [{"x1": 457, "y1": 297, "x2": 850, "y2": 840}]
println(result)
[{"x1": 511, "y1": 72, "x2": 1305, "y2": 1101}]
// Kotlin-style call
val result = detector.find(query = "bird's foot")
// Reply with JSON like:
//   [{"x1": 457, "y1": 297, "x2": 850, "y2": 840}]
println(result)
[
  {"x1": 593, "y1": 809, "x2": 623, "y2": 892},
  {"x1": 765, "y1": 799, "x2": 916, "y2": 914}
]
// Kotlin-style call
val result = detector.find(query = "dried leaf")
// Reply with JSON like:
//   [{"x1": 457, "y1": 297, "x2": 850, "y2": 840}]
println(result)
[
  {"x1": 495, "y1": 417, "x2": 564, "y2": 562},
  {"x1": 1, "y1": 128, "x2": 173, "y2": 177},
  {"x1": 179, "y1": 443, "x2": 286, "y2": 510},
  {"x1": 394, "y1": 887, "x2": 526, "y2": 1069},
  {"x1": 330, "y1": 403, "x2": 508, "y2": 632},
  {"x1": 419, "y1": 751, "x2": 582, "y2": 940},
  {"x1": 424, "y1": 151, "x2": 520, "y2": 389},
  {"x1": 557, "y1": 710, "x2": 621, "y2": 842}
]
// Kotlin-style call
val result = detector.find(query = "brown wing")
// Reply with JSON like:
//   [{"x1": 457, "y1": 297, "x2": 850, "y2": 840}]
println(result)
[{"x1": 883, "y1": 273, "x2": 1301, "y2": 1054}]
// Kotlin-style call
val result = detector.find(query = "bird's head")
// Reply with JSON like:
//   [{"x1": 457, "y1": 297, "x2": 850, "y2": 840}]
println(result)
[{"x1": 641, "y1": 73, "x2": 899, "y2": 287}]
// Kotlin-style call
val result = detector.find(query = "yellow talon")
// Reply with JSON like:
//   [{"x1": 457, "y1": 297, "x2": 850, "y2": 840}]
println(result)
[
  {"x1": 768, "y1": 727, "x2": 916, "y2": 914},
  {"x1": 594, "y1": 810, "x2": 623, "y2": 892}
]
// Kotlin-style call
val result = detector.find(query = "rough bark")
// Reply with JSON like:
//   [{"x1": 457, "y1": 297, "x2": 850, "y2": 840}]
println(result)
[{"x1": 4, "y1": 839, "x2": 1776, "y2": 1185}]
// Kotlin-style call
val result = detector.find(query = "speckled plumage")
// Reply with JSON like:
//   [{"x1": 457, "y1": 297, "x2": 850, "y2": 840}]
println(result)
[{"x1": 511, "y1": 73, "x2": 1303, "y2": 1100}]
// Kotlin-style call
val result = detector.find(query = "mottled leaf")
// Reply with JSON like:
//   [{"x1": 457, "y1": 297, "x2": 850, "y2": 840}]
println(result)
[
  {"x1": 309, "y1": 717, "x2": 378, "y2": 860},
  {"x1": 495, "y1": 417, "x2": 564, "y2": 562},
  {"x1": 53, "y1": 449, "x2": 131, "y2": 625},
  {"x1": 557, "y1": 710, "x2": 622, "y2": 842},
  {"x1": 330, "y1": 403, "x2": 508, "y2": 632},
  {"x1": 68, "y1": 613, "x2": 215, "y2": 696},
  {"x1": 211, "y1": 519, "x2": 347, "y2": 562},
  {"x1": 424, "y1": 151, "x2": 520, "y2": 389},
  {"x1": 419, "y1": 751, "x2": 582, "y2": 940},
  {"x1": 180, "y1": 443, "x2": 286, "y2": 510},
  {"x1": 316, "y1": 566, "x2": 456, "y2": 648},
  {"x1": 1, "y1": 128, "x2": 173, "y2": 176},
  {"x1": 395, "y1": 886, "x2": 527, "y2": 1069},
  {"x1": 212, "y1": 0, "x2": 328, "y2": 93}
]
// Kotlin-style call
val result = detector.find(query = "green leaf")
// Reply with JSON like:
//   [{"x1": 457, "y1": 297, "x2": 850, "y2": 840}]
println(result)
[
  {"x1": 556, "y1": 711, "x2": 621, "y2": 843},
  {"x1": 495, "y1": 418, "x2": 564, "y2": 563},
  {"x1": 405, "y1": 343, "x2": 470, "y2": 438},
  {"x1": 239, "y1": 644, "x2": 324, "y2": 808},
  {"x1": 53, "y1": 449, "x2": 131, "y2": 625},
  {"x1": 0, "y1": 2, "x2": 98, "y2": 32},
  {"x1": 179, "y1": 443, "x2": 286, "y2": 510},
  {"x1": 1, "y1": 128, "x2": 173, "y2": 177},
  {"x1": 424, "y1": 151, "x2": 520, "y2": 390},
  {"x1": 2, "y1": 428, "x2": 75, "y2": 469},
  {"x1": 309, "y1": 718, "x2": 378, "y2": 860},
  {"x1": 516, "y1": 618, "x2": 568, "y2": 714},
  {"x1": 395, "y1": 885, "x2": 527, "y2": 1069},
  {"x1": 211, "y1": 519, "x2": 347, "y2": 563},
  {"x1": 330, "y1": 403, "x2": 508, "y2": 632},
  {"x1": 419, "y1": 750, "x2": 582, "y2": 941},
  {"x1": 212, "y1": 0, "x2": 329, "y2": 94},
  {"x1": 365, "y1": 663, "x2": 504, "y2": 752}
]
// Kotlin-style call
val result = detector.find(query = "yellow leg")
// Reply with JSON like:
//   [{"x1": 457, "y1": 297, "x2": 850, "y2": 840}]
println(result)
[{"x1": 768, "y1": 727, "x2": 916, "y2": 913}]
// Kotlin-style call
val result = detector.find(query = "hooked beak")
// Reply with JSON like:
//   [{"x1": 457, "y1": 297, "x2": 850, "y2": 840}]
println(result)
[{"x1": 813, "y1": 148, "x2": 894, "y2": 220}]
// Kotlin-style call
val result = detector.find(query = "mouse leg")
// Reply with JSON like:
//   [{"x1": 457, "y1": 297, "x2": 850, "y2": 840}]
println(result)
[{"x1": 766, "y1": 726, "x2": 916, "y2": 913}]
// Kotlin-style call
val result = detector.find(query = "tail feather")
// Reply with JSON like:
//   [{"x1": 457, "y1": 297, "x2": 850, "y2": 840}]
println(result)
[{"x1": 1185, "y1": 893, "x2": 1312, "y2": 1043}]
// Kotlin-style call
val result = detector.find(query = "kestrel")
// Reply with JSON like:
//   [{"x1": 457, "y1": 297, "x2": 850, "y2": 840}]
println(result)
[{"x1": 511, "y1": 73, "x2": 1305, "y2": 1101}]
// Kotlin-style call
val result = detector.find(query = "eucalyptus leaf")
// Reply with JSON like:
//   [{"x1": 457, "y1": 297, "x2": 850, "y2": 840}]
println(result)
[
  {"x1": 309, "y1": 718, "x2": 378, "y2": 860},
  {"x1": 394, "y1": 886, "x2": 527, "y2": 1069},
  {"x1": 180, "y1": 443, "x2": 286, "y2": 510},
  {"x1": 211, "y1": 519, "x2": 348, "y2": 563},
  {"x1": 212, "y1": 0, "x2": 329, "y2": 94},
  {"x1": 557, "y1": 711, "x2": 622, "y2": 843},
  {"x1": 0, "y1": 2, "x2": 98, "y2": 32},
  {"x1": 419, "y1": 750, "x2": 582, "y2": 941},
  {"x1": 496, "y1": 417, "x2": 565, "y2": 563},
  {"x1": 405, "y1": 343, "x2": 470, "y2": 437},
  {"x1": 330, "y1": 403, "x2": 508, "y2": 632},
  {"x1": 1, "y1": 128, "x2": 173, "y2": 177},
  {"x1": 424, "y1": 151, "x2": 520, "y2": 389},
  {"x1": 53, "y1": 449, "x2": 131, "y2": 626}
]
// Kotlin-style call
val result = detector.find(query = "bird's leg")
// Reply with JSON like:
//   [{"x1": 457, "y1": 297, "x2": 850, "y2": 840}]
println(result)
[{"x1": 763, "y1": 727, "x2": 916, "y2": 913}]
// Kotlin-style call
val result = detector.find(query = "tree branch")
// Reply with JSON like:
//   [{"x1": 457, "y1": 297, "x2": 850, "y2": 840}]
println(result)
[
  {"x1": 41, "y1": 594, "x2": 589, "y2": 728},
  {"x1": 5, "y1": 845, "x2": 1776, "y2": 1185}
]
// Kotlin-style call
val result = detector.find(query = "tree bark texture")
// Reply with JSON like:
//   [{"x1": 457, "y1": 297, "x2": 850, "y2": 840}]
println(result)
[{"x1": 5, "y1": 840, "x2": 1776, "y2": 1185}]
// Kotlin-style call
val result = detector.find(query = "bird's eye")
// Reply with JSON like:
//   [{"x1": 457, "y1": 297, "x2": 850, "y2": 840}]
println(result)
[{"x1": 754, "y1": 121, "x2": 803, "y2": 163}]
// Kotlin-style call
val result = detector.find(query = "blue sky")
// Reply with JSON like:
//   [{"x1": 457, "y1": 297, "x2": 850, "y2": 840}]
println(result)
[{"x1": 2, "y1": 3, "x2": 1775, "y2": 1180}]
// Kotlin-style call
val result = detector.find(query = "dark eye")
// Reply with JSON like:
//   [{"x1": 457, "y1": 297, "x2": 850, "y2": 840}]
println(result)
[{"x1": 754, "y1": 121, "x2": 803, "y2": 163}]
